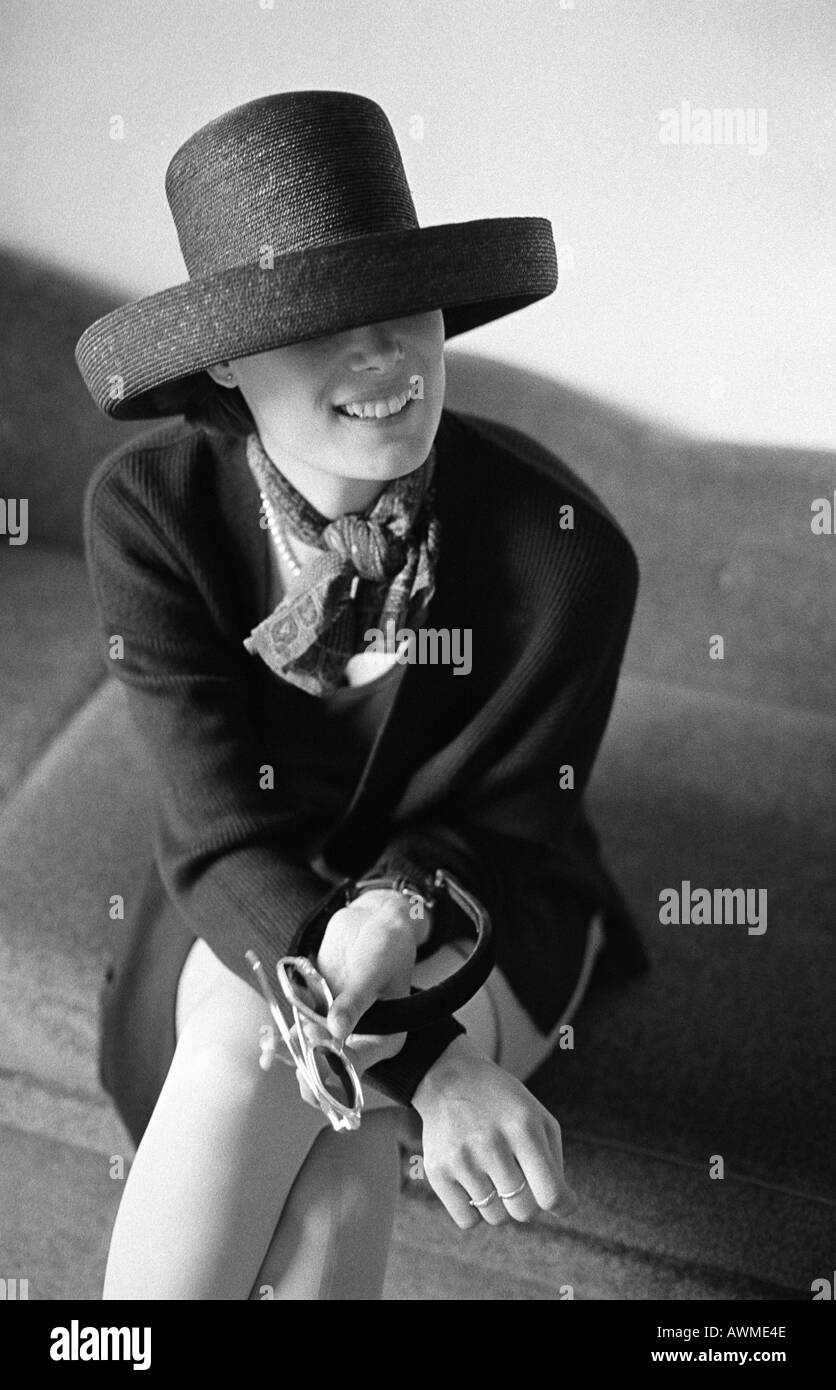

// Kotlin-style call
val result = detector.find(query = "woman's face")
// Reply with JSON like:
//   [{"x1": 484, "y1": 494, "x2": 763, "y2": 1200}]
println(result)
[{"x1": 215, "y1": 310, "x2": 445, "y2": 486}]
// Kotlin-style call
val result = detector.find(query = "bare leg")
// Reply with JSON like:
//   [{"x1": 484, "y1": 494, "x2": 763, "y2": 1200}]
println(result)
[
  {"x1": 246, "y1": 938, "x2": 499, "y2": 1299},
  {"x1": 102, "y1": 917, "x2": 600, "y2": 1299},
  {"x1": 248, "y1": 1110, "x2": 404, "y2": 1300},
  {"x1": 102, "y1": 938, "x2": 402, "y2": 1300},
  {"x1": 248, "y1": 918, "x2": 604, "y2": 1298}
]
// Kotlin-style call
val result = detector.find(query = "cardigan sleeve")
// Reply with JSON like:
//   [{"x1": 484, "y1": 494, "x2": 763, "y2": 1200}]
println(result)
[
  {"x1": 361, "y1": 511, "x2": 640, "y2": 1097},
  {"x1": 83, "y1": 459, "x2": 464, "y2": 1108}
]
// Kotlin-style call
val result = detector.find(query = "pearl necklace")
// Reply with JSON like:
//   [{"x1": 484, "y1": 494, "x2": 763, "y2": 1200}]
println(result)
[
  {"x1": 260, "y1": 490, "x2": 302, "y2": 577},
  {"x1": 260, "y1": 490, "x2": 361, "y2": 599}
]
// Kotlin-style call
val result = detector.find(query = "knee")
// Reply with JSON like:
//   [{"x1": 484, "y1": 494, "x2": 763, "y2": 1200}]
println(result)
[
  {"x1": 171, "y1": 1017, "x2": 272, "y2": 1111},
  {"x1": 294, "y1": 1127, "x2": 393, "y2": 1231}
]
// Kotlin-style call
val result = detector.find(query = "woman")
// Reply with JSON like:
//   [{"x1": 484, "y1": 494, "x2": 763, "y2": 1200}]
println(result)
[{"x1": 76, "y1": 90, "x2": 647, "y2": 1299}]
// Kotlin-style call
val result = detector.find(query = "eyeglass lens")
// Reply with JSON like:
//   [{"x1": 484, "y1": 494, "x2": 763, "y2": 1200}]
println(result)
[{"x1": 311, "y1": 1046, "x2": 356, "y2": 1108}]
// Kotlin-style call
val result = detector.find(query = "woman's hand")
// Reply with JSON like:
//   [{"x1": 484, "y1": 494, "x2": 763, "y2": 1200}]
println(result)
[
  {"x1": 316, "y1": 888, "x2": 429, "y2": 1046},
  {"x1": 412, "y1": 1035, "x2": 578, "y2": 1229},
  {"x1": 272, "y1": 888, "x2": 430, "y2": 1104}
]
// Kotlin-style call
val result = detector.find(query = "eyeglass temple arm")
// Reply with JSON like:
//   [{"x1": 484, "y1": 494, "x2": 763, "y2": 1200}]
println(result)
[{"x1": 244, "y1": 949, "x2": 299, "y2": 1054}]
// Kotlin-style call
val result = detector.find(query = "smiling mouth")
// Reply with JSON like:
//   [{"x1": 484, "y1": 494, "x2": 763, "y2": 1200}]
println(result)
[{"x1": 334, "y1": 387, "x2": 416, "y2": 421}]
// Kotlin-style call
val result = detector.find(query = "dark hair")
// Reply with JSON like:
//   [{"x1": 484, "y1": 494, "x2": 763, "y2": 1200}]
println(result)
[{"x1": 147, "y1": 371, "x2": 256, "y2": 436}]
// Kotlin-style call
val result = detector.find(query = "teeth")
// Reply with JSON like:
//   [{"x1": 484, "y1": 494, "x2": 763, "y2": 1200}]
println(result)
[{"x1": 338, "y1": 389, "x2": 412, "y2": 419}]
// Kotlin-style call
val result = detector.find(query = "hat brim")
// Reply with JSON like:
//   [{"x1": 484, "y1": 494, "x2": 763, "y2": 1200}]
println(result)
[{"x1": 75, "y1": 217, "x2": 557, "y2": 420}]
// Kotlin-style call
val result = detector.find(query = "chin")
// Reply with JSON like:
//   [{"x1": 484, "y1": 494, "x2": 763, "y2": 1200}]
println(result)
[{"x1": 346, "y1": 438, "x2": 431, "y2": 479}]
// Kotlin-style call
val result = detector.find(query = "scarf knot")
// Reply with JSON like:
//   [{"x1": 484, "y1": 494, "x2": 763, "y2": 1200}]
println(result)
[
  {"x1": 242, "y1": 432, "x2": 440, "y2": 697},
  {"x1": 322, "y1": 514, "x2": 407, "y2": 581}
]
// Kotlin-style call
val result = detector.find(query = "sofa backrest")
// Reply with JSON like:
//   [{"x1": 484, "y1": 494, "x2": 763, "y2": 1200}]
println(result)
[
  {"x1": 445, "y1": 351, "x2": 834, "y2": 719},
  {"x1": 0, "y1": 250, "x2": 142, "y2": 550}
]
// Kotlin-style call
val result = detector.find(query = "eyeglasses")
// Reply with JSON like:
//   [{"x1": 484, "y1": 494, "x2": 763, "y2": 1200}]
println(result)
[{"x1": 244, "y1": 950, "x2": 364, "y2": 1131}]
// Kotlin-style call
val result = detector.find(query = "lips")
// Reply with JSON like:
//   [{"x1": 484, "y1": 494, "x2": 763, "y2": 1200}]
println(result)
[{"x1": 334, "y1": 386, "x2": 415, "y2": 420}]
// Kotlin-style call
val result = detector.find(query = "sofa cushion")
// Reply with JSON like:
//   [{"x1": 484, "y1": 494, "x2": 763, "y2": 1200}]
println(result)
[
  {"x1": 0, "y1": 680, "x2": 153, "y2": 1097},
  {"x1": 535, "y1": 674, "x2": 835, "y2": 1292}
]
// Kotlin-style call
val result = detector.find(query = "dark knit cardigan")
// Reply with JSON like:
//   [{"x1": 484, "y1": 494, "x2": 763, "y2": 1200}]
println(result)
[{"x1": 83, "y1": 407, "x2": 648, "y2": 1109}]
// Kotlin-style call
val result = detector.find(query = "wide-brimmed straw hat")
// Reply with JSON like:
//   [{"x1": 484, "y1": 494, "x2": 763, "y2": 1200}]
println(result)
[{"x1": 75, "y1": 90, "x2": 557, "y2": 420}]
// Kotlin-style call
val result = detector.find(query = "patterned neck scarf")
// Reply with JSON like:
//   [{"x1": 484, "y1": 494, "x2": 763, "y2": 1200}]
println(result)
[{"x1": 243, "y1": 431, "x2": 440, "y2": 697}]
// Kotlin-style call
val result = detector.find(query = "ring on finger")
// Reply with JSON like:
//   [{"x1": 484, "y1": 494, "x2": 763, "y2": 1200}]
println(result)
[
  {"x1": 498, "y1": 1179, "x2": 528, "y2": 1201},
  {"x1": 469, "y1": 1187, "x2": 498, "y2": 1209}
]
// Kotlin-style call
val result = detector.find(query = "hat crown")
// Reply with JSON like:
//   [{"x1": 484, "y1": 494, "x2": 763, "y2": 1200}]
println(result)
[{"x1": 165, "y1": 91, "x2": 419, "y2": 278}]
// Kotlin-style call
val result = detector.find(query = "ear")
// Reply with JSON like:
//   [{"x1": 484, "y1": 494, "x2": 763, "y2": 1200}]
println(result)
[{"x1": 205, "y1": 361, "x2": 239, "y2": 389}]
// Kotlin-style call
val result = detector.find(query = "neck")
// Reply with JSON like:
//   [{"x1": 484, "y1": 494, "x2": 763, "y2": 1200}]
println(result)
[{"x1": 256, "y1": 429, "x2": 386, "y2": 518}]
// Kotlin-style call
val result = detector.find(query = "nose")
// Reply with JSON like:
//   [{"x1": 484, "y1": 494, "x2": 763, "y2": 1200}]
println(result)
[{"x1": 347, "y1": 321, "x2": 405, "y2": 373}]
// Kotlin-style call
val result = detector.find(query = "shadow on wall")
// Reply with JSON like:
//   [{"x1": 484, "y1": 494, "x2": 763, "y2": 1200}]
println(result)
[{"x1": 0, "y1": 251, "x2": 147, "y2": 549}]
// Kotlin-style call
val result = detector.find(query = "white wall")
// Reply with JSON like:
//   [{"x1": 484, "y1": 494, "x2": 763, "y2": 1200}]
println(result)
[{"x1": 2, "y1": 0, "x2": 833, "y2": 448}]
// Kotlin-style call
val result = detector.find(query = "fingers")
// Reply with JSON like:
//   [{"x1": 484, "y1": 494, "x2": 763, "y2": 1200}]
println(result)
[
  {"x1": 485, "y1": 1158, "x2": 541, "y2": 1223},
  {"x1": 341, "y1": 1030, "x2": 408, "y2": 1075},
  {"x1": 513, "y1": 1120, "x2": 577, "y2": 1217},
  {"x1": 318, "y1": 900, "x2": 415, "y2": 1044},
  {"x1": 296, "y1": 1017, "x2": 331, "y2": 1048},
  {"x1": 474, "y1": 1128, "x2": 542, "y2": 1223},
  {"x1": 425, "y1": 1172, "x2": 483, "y2": 1231},
  {"x1": 427, "y1": 1120, "x2": 575, "y2": 1232},
  {"x1": 427, "y1": 1155, "x2": 514, "y2": 1230},
  {"x1": 258, "y1": 1024, "x2": 276, "y2": 1071},
  {"x1": 541, "y1": 1116, "x2": 579, "y2": 1215},
  {"x1": 322, "y1": 911, "x2": 388, "y2": 1042},
  {"x1": 257, "y1": 1025, "x2": 319, "y2": 1111},
  {"x1": 327, "y1": 982, "x2": 380, "y2": 1045},
  {"x1": 532, "y1": 1114, "x2": 579, "y2": 1214},
  {"x1": 327, "y1": 948, "x2": 413, "y2": 1043}
]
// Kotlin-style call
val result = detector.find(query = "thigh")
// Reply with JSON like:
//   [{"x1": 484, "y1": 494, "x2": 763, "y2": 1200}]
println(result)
[
  {"x1": 173, "y1": 938, "x2": 341, "y2": 1148},
  {"x1": 175, "y1": 934, "x2": 239, "y2": 1039},
  {"x1": 105, "y1": 940, "x2": 334, "y2": 1298}
]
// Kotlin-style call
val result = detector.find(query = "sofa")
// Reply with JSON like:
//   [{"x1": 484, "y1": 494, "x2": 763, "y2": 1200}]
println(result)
[{"x1": 1, "y1": 247, "x2": 833, "y2": 1299}]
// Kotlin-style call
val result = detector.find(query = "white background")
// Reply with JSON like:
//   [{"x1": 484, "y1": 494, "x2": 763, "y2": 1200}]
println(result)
[{"x1": 2, "y1": 0, "x2": 833, "y2": 447}]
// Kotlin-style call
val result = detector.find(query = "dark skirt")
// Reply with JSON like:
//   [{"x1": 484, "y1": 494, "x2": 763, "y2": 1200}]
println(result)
[{"x1": 99, "y1": 858, "x2": 197, "y2": 1151}]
